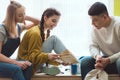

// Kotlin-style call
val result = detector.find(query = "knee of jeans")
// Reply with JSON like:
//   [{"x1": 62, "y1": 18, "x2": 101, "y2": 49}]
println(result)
[
  {"x1": 50, "y1": 35, "x2": 57, "y2": 39},
  {"x1": 116, "y1": 58, "x2": 120, "y2": 67},
  {"x1": 27, "y1": 64, "x2": 33, "y2": 70},
  {"x1": 13, "y1": 65, "x2": 22, "y2": 73},
  {"x1": 80, "y1": 56, "x2": 94, "y2": 66},
  {"x1": 9, "y1": 65, "x2": 23, "y2": 78}
]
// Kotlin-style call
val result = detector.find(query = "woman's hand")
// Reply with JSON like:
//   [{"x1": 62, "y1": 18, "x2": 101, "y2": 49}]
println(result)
[
  {"x1": 48, "y1": 53, "x2": 60, "y2": 60},
  {"x1": 61, "y1": 62, "x2": 71, "y2": 66},
  {"x1": 48, "y1": 53, "x2": 71, "y2": 66},
  {"x1": 14, "y1": 61, "x2": 32, "y2": 70}
]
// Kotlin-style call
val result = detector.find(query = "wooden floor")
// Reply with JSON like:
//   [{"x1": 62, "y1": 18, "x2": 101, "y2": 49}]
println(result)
[
  {"x1": 108, "y1": 74, "x2": 120, "y2": 80},
  {"x1": 0, "y1": 65, "x2": 120, "y2": 80},
  {"x1": 0, "y1": 73, "x2": 120, "y2": 80}
]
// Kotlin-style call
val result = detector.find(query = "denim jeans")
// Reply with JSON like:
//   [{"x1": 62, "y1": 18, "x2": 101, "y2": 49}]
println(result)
[
  {"x1": 42, "y1": 35, "x2": 66, "y2": 54},
  {"x1": 0, "y1": 61, "x2": 33, "y2": 80},
  {"x1": 36, "y1": 35, "x2": 67, "y2": 70},
  {"x1": 79, "y1": 56, "x2": 120, "y2": 80}
]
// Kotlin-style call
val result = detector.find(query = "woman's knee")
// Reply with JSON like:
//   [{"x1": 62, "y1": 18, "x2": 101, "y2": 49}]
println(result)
[
  {"x1": 49, "y1": 35, "x2": 59, "y2": 40},
  {"x1": 50, "y1": 35, "x2": 57, "y2": 38},
  {"x1": 25, "y1": 64, "x2": 33, "y2": 73},
  {"x1": 23, "y1": 65, "x2": 33, "y2": 80},
  {"x1": 13, "y1": 65, "x2": 22, "y2": 74},
  {"x1": 11, "y1": 65, "x2": 25, "y2": 79}
]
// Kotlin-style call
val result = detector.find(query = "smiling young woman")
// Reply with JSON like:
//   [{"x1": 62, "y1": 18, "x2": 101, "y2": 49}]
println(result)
[{"x1": 18, "y1": 8, "x2": 78, "y2": 74}]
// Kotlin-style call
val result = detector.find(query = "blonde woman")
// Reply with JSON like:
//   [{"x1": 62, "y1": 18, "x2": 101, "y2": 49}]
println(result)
[{"x1": 0, "y1": 1, "x2": 39, "y2": 80}]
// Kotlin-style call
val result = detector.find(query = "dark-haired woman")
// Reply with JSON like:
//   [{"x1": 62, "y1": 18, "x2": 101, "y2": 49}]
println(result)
[
  {"x1": 18, "y1": 8, "x2": 78, "y2": 74},
  {"x1": 0, "y1": 1, "x2": 39, "y2": 80}
]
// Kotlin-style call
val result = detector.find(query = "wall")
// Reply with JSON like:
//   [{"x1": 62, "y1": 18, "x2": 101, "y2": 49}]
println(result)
[
  {"x1": 0, "y1": 0, "x2": 114, "y2": 59},
  {"x1": 114, "y1": 0, "x2": 120, "y2": 16}
]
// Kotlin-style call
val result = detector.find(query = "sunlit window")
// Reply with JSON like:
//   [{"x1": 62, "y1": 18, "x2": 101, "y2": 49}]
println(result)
[{"x1": 0, "y1": 0, "x2": 113, "y2": 59}]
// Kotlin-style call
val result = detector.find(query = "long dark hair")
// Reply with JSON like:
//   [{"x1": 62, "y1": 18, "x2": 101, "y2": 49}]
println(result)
[{"x1": 40, "y1": 8, "x2": 61, "y2": 42}]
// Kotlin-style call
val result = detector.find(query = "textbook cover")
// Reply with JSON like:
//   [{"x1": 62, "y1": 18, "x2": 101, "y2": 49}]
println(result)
[{"x1": 56, "y1": 50, "x2": 78, "y2": 64}]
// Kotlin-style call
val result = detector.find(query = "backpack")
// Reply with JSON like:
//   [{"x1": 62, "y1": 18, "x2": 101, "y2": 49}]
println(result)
[{"x1": 84, "y1": 69, "x2": 108, "y2": 80}]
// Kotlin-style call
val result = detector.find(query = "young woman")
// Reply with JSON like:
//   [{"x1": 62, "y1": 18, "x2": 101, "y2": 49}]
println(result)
[
  {"x1": 18, "y1": 8, "x2": 78, "y2": 75},
  {"x1": 0, "y1": 1, "x2": 39, "y2": 80}
]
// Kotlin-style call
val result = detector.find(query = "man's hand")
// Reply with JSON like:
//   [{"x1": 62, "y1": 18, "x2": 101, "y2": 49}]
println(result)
[{"x1": 95, "y1": 57, "x2": 110, "y2": 70}]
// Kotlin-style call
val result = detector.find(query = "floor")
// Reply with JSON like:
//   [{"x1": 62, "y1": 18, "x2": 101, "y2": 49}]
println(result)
[{"x1": 0, "y1": 65, "x2": 120, "y2": 80}]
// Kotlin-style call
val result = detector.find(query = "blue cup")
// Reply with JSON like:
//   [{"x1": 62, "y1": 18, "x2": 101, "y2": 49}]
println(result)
[{"x1": 71, "y1": 64, "x2": 77, "y2": 75}]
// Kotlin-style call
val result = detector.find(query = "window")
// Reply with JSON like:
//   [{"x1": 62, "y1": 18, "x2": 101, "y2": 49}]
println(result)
[{"x1": 0, "y1": 0, "x2": 114, "y2": 59}]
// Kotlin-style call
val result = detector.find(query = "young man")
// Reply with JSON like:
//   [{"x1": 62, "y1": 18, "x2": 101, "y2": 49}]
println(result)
[{"x1": 79, "y1": 2, "x2": 120, "y2": 80}]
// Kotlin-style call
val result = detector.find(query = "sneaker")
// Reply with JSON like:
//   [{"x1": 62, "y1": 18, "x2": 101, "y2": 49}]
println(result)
[{"x1": 42, "y1": 66, "x2": 60, "y2": 75}]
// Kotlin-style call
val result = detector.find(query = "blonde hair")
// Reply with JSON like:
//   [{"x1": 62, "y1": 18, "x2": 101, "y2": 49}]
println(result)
[{"x1": 3, "y1": 1, "x2": 23, "y2": 36}]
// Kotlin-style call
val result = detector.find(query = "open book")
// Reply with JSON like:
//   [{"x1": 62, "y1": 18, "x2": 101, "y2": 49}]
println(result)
[{"x1": 56, "y1": 50, "x2": 78, "y2": 64}]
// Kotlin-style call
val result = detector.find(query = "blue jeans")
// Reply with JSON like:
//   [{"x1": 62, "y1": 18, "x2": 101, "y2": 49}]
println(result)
[
  {"x1": 42, "y1": 35, "x2": 66, "y2": 53},
  {"x1": 36, "y1": 35, "x2": 67, "y2": 69},
  {"x1": 79, "y1": 56, "x2": 120, "y2": 80},
  {"x1": 0, "y1": 62, "x2": 33, "y2": 80}
]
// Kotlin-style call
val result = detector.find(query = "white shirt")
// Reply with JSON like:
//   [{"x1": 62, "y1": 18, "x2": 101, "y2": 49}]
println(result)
[{"x1": 90, "y1": 16, "x2": 120, "y2": 63}]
